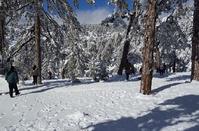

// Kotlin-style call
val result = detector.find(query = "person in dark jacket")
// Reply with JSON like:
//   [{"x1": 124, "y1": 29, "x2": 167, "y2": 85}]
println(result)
[
  {"x1": 32, "y1": 65, "x2": 38, "y2": 85},
  {"x1": 5, "y1": 66, "x2": 20, "y2": 98}
]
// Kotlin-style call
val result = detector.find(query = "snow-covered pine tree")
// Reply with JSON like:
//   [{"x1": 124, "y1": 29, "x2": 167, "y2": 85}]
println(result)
[
  {"x1": 0, "y1": 0, "x2": 21, "y2": 74},
  {"x1": 5, "y1": 0, "x2": 82, "y2": 81},
  {"x1": 81, "y1": 24, "x2": 125, "y2": 81},
  {"x1": 156, "y1": 16, "x2": 189, "y2": 72},
  {"x1": 57, "y1": 1, "x2": 87, "y2": 81}
]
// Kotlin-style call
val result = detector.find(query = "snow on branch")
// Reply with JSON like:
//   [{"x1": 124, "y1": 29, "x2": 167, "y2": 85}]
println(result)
[{"x1": 8, "y1": 36, "x2": 34, "y2": 59}]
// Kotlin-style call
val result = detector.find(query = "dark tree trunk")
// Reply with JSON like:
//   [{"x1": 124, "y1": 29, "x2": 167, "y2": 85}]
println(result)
[
  {"x1": 0, "y1": 3, "x2": 5, "y2": 68},
  {"x1": 0, "y1": 16, "x2": 4, "y2": 55},
  {"x1": 35, "y1": 0, "x2": 42, "y2": 84},
  {"x1": 191, "y1": 0, "x2": 199, "y2": 81},
  {"x1": 117, "y1": 10, "x2": 136, "y2": 75},
  {"x1": 0, "y1": 16, "x2": 5, "y2": 66},
  {"x1": 172, "y1": 59, "x2": 176, "y2": 73},
  {"x1": 154, "y1": 47, "x2": 161, "y2": 72},
  {"x1": 140, "y1": 0, "x2": 157, "y2": 95},
  {"x1": 0, "y1": 3, "x2": 5, "y2": 74},
  {"x1": 61, "y1": 68, "x2": 65, "y2": 79},
  {"x1": 118, "y1": 40, "x2": 130, "y2": 75}
]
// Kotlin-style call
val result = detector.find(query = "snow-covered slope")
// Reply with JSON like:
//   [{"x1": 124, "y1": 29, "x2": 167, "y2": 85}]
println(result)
[{"x1": 0, "y1": 72, "x2": 199, "y2": 131}]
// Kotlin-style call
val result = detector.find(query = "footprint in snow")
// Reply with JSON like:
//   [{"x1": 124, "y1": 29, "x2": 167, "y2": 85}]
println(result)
[
  {"x1": 0, "y1": 113, "x2": 5, "y2": 119},
  {"x1": 1, "y1": 113, "x2": 5, "y2": 116},
  {"x1": 11, "y1": 103, "x2": 18, "y2": 111}
]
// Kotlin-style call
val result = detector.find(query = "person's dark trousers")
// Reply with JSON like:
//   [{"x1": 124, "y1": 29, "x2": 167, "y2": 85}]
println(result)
[
  {"x1": 33, "y1": 75, "x2": 37, "y2": 85},
  {"x1": 8, "y1": 83, "x2": 20, "y2": 98},
  {"x1": 126, "y1": 73, "x2": 129, "y2": 81}
]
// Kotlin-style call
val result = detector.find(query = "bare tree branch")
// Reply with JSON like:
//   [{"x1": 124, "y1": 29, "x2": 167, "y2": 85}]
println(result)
[
  {"x1": 16, "y1": 1, "x2": 33, "y2": 11},
  {"x1": 8, "y1": 37, "x2": 34, "y2": 59},
  {"x1": 41, "y1": 9, "x2": 60, "y2": 27}
]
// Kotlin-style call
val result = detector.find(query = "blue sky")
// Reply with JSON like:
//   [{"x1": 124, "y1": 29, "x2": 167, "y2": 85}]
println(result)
[
  {"x1": 67, "y1": 0, "x2": 133, "y2": 24},
  {"x1": 68, "y1": 0, "x2": 133, "y2": 10}
]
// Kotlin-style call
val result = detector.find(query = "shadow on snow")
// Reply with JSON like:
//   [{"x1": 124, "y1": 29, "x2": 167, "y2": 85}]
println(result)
[
  {"x1": 166, "y1": 74, "x2": 191, "y2": 82},
  {"x1": 0, "y1": 73, "x2": 192, "y2": 97},
  {"x1": 107, "y1": 74, "x2": 142, "y2": 82},
  {"x1": 20, "y1": 79, "x2": 96, "y2": 96},
  {"x1": 152, "y1": 82, "x2": 183, "y2": 94},
  {"x1": 84, "y1": 95, "x2": 199, "y2": 131}
]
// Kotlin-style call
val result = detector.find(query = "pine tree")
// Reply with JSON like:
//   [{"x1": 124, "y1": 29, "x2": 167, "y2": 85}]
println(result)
[
  {"x1": 191, "y1": 0, "x2": 199, "y2": 81},
  {"x1": 4, "y1": 0, "x2": 82, "y2": 81},
  {"x1": 140, "y1": 0, "x2": 157, "y2": 95},
  {"x1": 0, "y1": 0, "x2": 23, "y2": 73},
  {"x1": 156, "y1": 16, "x2": 189, "y2": 72}
]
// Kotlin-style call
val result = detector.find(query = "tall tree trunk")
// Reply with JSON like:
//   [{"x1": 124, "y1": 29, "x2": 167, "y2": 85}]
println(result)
[
  {"x1": 35, "y1": 0, "x2": 42, "y2": 84},
  {"x1": 0, "y1": 2, "x2": 5, "y2": 73},
  {"x1": 191, "y1": 0, "x2": 199, "y2": 81},
  {"x1": 0, "y1": 16, "x2": 4, "y2": 54},
  {"x1": 117, "y1": 12, "x2": 134, "y2": 75},
  {"x1": 140, "y1": 0, "x2": 157, "y2": 95},
  {"x1": 172, "y1": 58, "x2": 176, "y2": 73},
  {"x1": 154, "y1": 46, "x2": 161, "y2": 72},
  {"x1": 118, "y1": 40, "x2": 130, "y2": 75},
  {"x1": 0, "y1": 15, "x2": 5, "y2": 64},
  {"x1": 118, "y1": 0, "x2": 139, "y2": 75},
  {"x1": 0, "y1": 1, "x2": 3, "y2": 52}
]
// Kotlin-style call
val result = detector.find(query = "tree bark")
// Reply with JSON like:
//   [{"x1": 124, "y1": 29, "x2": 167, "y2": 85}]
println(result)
[
  {"x1": 154, "y1": 46, "x2": 161, "y2": 71},
  {"x1": 118, "y1": 0, "x2": 141, "y2": 76},
  {"x1": 191, "y1": 0, "x2": 199, "y2": 81},
  {"x1": 118, "y1": 8, "x2": 136, "y2": 75},
  {"x1": 35, "y1": 0, "x2": 42, "y2": 84},
  {"x1": 118, "y1": 40, "x2": 130, "y2": 75},
  {"x1": 140, "y1": 0, "x2": 157, "y2": 95},
  {"x1": 172, "y1": 59, "x2": 176, "y2": 73},
  {"x1": 0, "y1": 16, "x2": 4, "y2": 54},
  {"x1": 0, "y1": 2, "x2": 5, "y2": 69}
]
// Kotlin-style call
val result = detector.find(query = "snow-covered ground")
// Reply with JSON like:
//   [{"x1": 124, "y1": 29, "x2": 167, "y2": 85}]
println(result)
[{"x1": 0, "y1": 72, "x2": 199, "y2": 131}]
